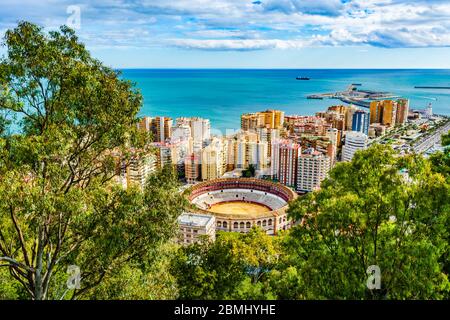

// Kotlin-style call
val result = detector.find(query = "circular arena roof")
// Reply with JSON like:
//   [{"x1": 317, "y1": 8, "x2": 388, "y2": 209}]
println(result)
[{"x1": 187, "y1": 178, "x2": 297, "y2": 220}]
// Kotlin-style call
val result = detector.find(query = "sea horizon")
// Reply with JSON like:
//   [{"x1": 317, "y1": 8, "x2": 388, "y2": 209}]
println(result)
[{"x1": 120, "y1": 69, "x2": 450, "y2": 132}]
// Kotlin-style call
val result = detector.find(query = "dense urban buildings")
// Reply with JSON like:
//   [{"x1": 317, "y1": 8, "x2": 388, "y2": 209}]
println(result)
[
  {"x1": 129, "y1": 100, "x2": 417, "y2": 196},
  {"x1": 137, "y1": 116, "x2": 173, "y2": 142},
  {"x1": 241, "y1": 109, "x2": 285, "y2": 131},
  {"x1": 127, "y1": 100, "x2": 418, "y2": 195},
  {"x1": 125, "y1": 99, "x2": 432, "y2": 238},
  {"x1": 370, "y1": 99, "x2": 409, "y2": 128},
  {"x1": 185, "y1": 153, "x2": 200, "y2": 184},
  {"x1": 201, "y1": 137, "x2": 227, "y2": 181}
]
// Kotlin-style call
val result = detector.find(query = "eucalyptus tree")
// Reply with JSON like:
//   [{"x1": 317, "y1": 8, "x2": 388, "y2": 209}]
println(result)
[{"x1": 0, "y1": 22, "x2": 185, "y2": 300}]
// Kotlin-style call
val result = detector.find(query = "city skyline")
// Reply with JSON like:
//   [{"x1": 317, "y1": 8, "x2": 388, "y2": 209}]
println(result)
[{"x1": 1, "y1": 1, "x2": 450, "y2": 68}]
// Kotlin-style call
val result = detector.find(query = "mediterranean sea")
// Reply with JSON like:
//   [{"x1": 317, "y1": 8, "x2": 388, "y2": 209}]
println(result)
[{"x1": 120, "y1": 69, "x2": 450, "y2": 133}]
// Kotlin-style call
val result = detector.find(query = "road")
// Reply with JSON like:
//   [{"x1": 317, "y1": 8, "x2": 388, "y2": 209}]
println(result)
[{"x1": 412, "y1": 121, "x2": 450, "y2": 153}]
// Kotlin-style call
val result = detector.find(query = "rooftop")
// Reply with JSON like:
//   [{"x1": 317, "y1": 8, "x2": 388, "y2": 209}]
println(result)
[{"x1": 178, "y1": 212, "x2": 215, "y2": 227}]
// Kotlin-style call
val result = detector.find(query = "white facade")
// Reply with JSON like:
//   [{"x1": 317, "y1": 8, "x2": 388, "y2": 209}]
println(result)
[
  {"x1": 296, "y1": 148, "x2": 331, "y2": 192},
  {"x1": 118, "y1": 152, "x2": 157, "y2": 189},
  {"x1": 178, "y1": 212, "x2": 216, "y2": 245},
  {"x1": 235, "y1": 138, "x2": 268, "y2": 170},
  {"x1": 191, "y1": 118, "x2": 211, "y2": 153},
  {"x1": 171, "y1": 124, "x2": 192, "y2": 142},
  {"x1": 201, "y1": 137, "x2": 227, "y2": 181},
  {"x1": 342, "y1": 131, "x2": 368, "y2": 162}
]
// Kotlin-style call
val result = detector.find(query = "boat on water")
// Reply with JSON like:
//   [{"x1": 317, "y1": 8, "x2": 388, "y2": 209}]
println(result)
[{"x1": 296, "y1": 77, "x2": 310, "y2": 80}]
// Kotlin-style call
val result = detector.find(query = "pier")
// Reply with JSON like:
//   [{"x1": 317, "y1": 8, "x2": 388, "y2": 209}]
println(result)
[
  {"x1": 414, "y1": 86, "x2": 450, "y2": 89},
  {"x1": 306, "y1": 84, "x2": 399, "y2": 108}
]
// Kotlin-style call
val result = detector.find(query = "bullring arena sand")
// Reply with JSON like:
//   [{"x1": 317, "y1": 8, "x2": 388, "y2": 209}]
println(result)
[{"x1": 208, "y1": 201, "x2": 271, "y2": 215}]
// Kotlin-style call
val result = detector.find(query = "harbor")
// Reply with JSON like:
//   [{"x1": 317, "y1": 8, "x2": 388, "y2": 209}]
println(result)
[{"x1": 307, "y1": 84, "x2": 400, "y2": 108}]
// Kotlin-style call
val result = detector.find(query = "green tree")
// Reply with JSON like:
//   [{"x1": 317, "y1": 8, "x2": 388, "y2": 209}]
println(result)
[
  {"x1": 86, "y1": 243, "x2": 179, "y2": 300},
  {"x1": 0, "y1": 22, "x2": 185, "y2": 300},
  {"x1": 429, "y1": 130, "x2": 450, "y2": 180},
  {"x1": 242, "y1": 164, "x2": 256, "y2": 178},
  {"x1": 171, "y1": 227, "x2": 280, "y2": 299},
  {"x1": 286, "y1": 144, "x2": 449, "y2": 299}
]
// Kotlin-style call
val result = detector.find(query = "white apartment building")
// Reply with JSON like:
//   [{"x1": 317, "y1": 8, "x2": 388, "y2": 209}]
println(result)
[
  {"x1": 342, "y1": 131, "x2": 368, "y2": 162},
  {"x1": 171, "y1": 124, "x2": 192, "y2": 142},
  {"x1": 152, "y1": 142, "x2": 177, "y2": 168},
  {"x1": 175, "y1": 117, "x2": 211, "y2": 153},
  {"x1": 296, "y1": 148, "x2": 331, "y2": 192},
  {"x1": 235, "y1": 138, "x2": 268, "y2": 170},
  {"x1": 201, "y1": 137, "x2": 227, "y2": 181},
  {"x1": 117, "y1": 151, "x2": 157, "y2": 189}
]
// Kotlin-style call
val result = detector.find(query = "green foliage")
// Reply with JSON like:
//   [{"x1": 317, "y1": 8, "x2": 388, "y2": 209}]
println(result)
[
  {"x1": 0, "y1": 22, "x2": 185, "y2": 300},
  {"x1": 441, "y1": 130, "x2": 450, "y2": 147},
  {"x1": 242, "y1": 164, "x2": 256, "y2": 178},
  {"x1": 86, "y1": 243, "x2": 179, "y2": 300},
  {"x1": 171, "y1": 228, "x2": 281, "y2": 299},
  {"x1": 429, "y1": 130, "x2": 450, "y2": 181},
  {"x1": 286, "y1": 144, "x2": 449, "y2": 299}
]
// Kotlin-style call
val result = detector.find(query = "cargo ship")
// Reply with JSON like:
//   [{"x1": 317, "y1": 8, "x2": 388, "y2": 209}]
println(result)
[{"x1": 296, "y1": 77, "x2": 310, "y2": 80}]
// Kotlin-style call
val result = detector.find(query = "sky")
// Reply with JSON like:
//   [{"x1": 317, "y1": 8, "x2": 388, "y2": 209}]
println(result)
[{"x1": 1, "y1": 0, "x2": 450, "y2": 68}]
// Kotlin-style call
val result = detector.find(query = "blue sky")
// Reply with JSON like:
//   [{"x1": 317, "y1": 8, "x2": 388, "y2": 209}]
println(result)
[{"x1": 1, "y1": 0, "x2": 450, "y2": 68}]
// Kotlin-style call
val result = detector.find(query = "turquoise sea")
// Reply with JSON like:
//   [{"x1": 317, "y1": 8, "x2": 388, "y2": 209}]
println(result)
[{"x1": 121, "y1": 69, "x2": 450, "y2": 133}]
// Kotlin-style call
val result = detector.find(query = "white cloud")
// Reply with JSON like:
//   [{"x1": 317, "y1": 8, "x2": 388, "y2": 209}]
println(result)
[
  {"x1": 170, "y1": 38, "x2": 307, "y2": 50},
  {"x1": 2, "y1": 0, "x2": 450, "y2": 50}
]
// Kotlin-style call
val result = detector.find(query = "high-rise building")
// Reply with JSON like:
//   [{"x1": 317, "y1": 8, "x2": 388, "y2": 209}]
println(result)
[
  {"x1": 424, "y1": 103, "x2": 433, "y2": 119},
  {"x1": 201, "y1": 138, "x2": 227, "y2": 181},
  {"x1": 296, "y1": 148, "x2": 331, "y2": 192},
  {"x1": 342, "y1": 132, "x2": 368, "y2": 162},
  {"x1": 171, "y1": 123, "x2": 192, "y2": 142},
  {"x1": 116, "y1": 150, "x2": 157, "y2": 189},
  {"x1": 262, "y1": 109, "x2": 285, "y2": 129},
  {"x1": 137, "y1": 116, "x2": 172, "y2": 142},
  {"x1": 277, "y1": 141, "x2": 300, "y2": 188},
  {"x1": 225, "y1": 137, "x2": 237, "y2": 172},
  {"x1": 256, "y1": 127, "x2": 280, "y2": 158},
  {"x1": 235, "y1": 138, "x2": 268, "y2": 170},
  {"x1": 352, "y1": 110, "x2": 370, "y2": 135},
  {"x1": 229, "y1": 131, "x2": 269, "y2": 171},
  {"x1": 152, "y1": 142, "x2": 178, "y2": 168},
  {"x1": 369, "y1": 100, "x2": 400, "y2": 128},
  {"x1": 395, "y1": 99, "x2": 410, "y2": 125},
  {"x1": 173, "y1": 117, "x2": 210, "y2": 153},
  {"x1": 185, "y1": 153, "x2": 200, "y2": 184},
  {"x1": 241, "y1": 110, "x2": 284, "y2": 131},
  {"x1": 369, "y1": 101, "x2": 382, "y2": 124},
  {"x1": 241, "y1": 113, "x2": 265, "y2": 131},
  {"x1": 382, "y1": 100, "x2": 397, "y2": 127},
  {"x1": 325, "y1": 105, "x2": 356, "y2": 131}
]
